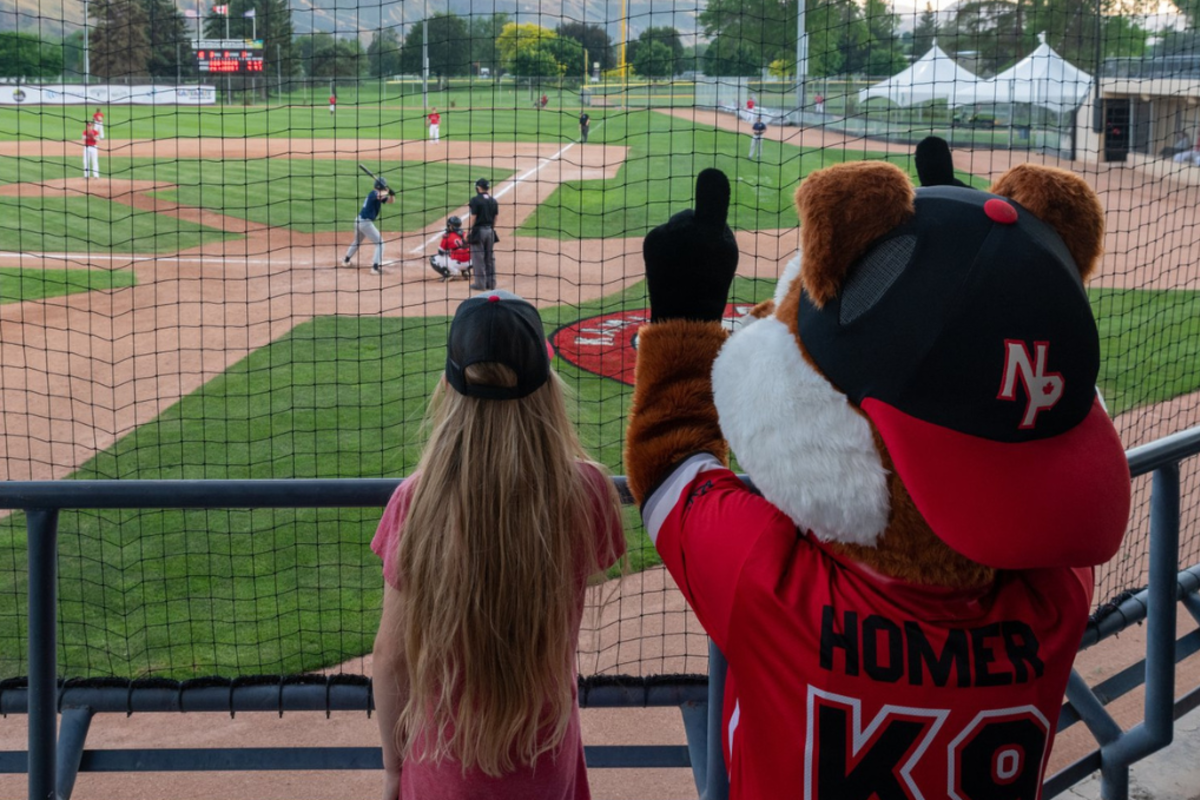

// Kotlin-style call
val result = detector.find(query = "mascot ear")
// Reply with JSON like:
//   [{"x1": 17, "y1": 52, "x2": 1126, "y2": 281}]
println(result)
[
  {"x1": 989, "y1": 164, "x2": 1105, "y2": 282},
  {"x1": 794, "y1": 162, "x2": 915, "y2": 306}
]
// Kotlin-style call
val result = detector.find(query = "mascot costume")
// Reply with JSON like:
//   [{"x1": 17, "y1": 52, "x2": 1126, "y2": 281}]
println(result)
[{"x1": 624, "y1": 141, "x2": 1132, "y2": 799}]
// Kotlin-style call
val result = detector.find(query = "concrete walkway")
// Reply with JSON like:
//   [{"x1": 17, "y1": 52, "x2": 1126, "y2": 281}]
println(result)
[{"x1": 1065, "y1": 705, "x2": 1200, "y2": 800}]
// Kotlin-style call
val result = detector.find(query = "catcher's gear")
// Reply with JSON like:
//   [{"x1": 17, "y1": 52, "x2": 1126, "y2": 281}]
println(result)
[{"x1": 447, "y1": 215, "x2": 463, "y2": 230}]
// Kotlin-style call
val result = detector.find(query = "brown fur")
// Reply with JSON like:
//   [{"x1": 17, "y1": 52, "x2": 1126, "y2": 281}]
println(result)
[
  {"x1": 989, "y1": 164, "x2": 1105, "y2": 282},
  {"x1": 793, "y1": 162, "x2": 915, "y2": 306},
  {"x1": 828, "y1": 429, "x2": 996, "y2": 588},
  {"x1": 749, "y1": 299, "x2": 775, "y2": 319},
  {"x1": 785, "y1": 163, "x2": 995, "y2": 587},
  {"x1": 624, "y1": 320, "x2": 729, "y2": 505}
]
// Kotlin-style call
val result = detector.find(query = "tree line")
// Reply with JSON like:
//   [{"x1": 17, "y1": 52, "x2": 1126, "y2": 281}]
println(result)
[{"x1": 1, "y1": 0, "x2": 1195, "y2": 82}]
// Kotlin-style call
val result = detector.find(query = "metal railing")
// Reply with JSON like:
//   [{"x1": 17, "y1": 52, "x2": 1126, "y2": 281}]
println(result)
[{"x1": 2, "y1": 425, "x2": 1199, "y2": 800}]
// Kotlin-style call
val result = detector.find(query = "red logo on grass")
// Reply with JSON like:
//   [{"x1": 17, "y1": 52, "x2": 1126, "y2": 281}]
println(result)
[{"x1": 551, "y1": 305, "x2": 758, "y2": 385}]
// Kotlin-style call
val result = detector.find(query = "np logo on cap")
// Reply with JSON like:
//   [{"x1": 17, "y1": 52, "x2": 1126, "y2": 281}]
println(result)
[{"x1": 445, "y1": 290, "x2": 551, "y2": 400}]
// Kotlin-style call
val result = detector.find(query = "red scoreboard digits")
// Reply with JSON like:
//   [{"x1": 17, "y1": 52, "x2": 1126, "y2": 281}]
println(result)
[{"x1": 195, "y1": 48, "x2": 265, "y2": 73}]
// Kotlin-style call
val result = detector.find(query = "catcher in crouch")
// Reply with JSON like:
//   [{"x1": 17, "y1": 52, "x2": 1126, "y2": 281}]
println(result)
[{"x1": 430, "y1": 216, "x2": 473, "y2": 282}]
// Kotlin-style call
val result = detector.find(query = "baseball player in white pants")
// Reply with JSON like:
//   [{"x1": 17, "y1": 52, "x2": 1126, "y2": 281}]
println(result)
[
  {"x1": 342, "y1": 178, "x2": 395, "y2": 274},
  {"x1": 82, "y1": 122, "x2": 100, "y2": 179}
]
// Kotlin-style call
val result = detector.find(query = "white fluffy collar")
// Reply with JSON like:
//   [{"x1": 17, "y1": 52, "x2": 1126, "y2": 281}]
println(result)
[{"x1": 711, "y1": 254, "x2": 890, "y2": 545}]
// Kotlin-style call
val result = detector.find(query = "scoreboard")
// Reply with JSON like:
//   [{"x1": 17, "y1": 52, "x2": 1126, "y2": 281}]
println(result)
[{"x1": 194, "y1": 39, "x2": 264, "y2": 74}]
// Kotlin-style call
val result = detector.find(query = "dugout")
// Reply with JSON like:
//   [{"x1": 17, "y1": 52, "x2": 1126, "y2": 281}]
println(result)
[{"x1": 1075, "y1": 56, "x2": 1200, "y2": 162}]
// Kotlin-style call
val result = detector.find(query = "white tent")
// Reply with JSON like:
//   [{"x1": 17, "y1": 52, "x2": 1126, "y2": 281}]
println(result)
[
  {"x1": 858, "y1": 44, "x2": 981, "y2": 107},
  {"x1": 951, "y1": 38, "x2": 1092, "y2": 112}
]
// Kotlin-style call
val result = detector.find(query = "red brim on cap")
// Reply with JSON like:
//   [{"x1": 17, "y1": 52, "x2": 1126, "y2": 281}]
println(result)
[{"x1": 861, "y1": 398, "x2": 1131, "y2": 569}]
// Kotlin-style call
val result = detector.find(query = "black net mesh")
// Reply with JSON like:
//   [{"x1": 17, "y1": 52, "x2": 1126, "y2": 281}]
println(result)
[{"x1": 0, "y1": 0, "x2": 1197, "y2": 684}]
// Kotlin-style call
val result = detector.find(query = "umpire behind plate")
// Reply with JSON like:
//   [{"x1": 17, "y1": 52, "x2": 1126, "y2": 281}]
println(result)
[{"x1": 469, "y1": 178, "x2": 499, "y2": 290}]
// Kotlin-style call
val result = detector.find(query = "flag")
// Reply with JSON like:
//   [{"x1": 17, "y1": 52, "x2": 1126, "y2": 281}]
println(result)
[
  {"x1": 243, "y1": 8, "x2": 255, "y2": 17},
  {"x1": 183, "y1": 9, "x2": 200, "y2": 17},
  {"x1": 213, "y1": 4, "x2": 228, "y2": 14}
]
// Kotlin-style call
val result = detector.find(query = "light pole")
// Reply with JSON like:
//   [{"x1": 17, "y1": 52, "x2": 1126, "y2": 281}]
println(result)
[
  {"x1": 83, "y1": 0, "x2": 90, "y2": 86},
  {"x1": 422, "y1": 0, "x2": 429, "y2": 109},
  {"x1": 795, "y1": 0, "x2": 808, "y2": 117}
]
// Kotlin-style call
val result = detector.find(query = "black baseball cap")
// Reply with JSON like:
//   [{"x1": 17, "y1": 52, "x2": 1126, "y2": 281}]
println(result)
[
  {"x1": 797, "y1": 185, "x2": 1130, "y2": 569},
  {"x1": 475, "y1": 178, "x2": 490, "y2": 189},
  {"x1": 446, "y1": 291, "x2": 551, "y2": 400}
]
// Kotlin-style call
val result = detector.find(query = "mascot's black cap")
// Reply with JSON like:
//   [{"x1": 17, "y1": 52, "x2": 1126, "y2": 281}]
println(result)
[
  {"x1": 798, "y1": 186, "x2": 1130, "y2": 569},
  {"x1": 446, "y1": 291, "x2": 551, "y2": 400}
]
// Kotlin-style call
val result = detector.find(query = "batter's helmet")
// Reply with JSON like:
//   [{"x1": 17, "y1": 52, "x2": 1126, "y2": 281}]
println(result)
[{"x1": 374, "y1": 177, "x2": 389, "y2": 191}]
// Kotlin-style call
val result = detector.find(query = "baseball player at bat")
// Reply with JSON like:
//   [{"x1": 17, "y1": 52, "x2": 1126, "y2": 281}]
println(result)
[{"x1": 342, "y1": 173, "x2": 395, "y2": 275}]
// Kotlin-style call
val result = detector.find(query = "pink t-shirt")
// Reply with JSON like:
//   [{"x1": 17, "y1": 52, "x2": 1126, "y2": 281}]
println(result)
[{"x1": 370, "y1": 462, "x2": 625, "y2": 800}]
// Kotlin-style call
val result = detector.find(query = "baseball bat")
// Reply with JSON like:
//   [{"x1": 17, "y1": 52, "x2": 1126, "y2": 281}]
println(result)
[{"x1": 358, "y1": 163, "x2": 379, "y2": 181}]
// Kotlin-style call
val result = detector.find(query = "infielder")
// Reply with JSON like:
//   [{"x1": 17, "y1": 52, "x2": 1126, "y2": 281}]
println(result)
[
  {"x1": 748, "y1": 116, "x2": 767, "y2": 161},
  {"x1": 342, "y1": 177, "x2": 395, "y2": 275},
  {"x1": 81, "y1": 121, "x2": 100, "y2": 179},
  {"x1": 428, "y1": 108, "x2": 440, "y2": 142},
  {"x1": 92, "y1": 107, "x2": 104, "y2": 139}
]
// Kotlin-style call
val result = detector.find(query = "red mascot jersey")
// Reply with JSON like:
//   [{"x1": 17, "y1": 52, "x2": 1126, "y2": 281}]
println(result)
[{"x1": 644, "y1": 454, "x2": 1092, "y2": 800}]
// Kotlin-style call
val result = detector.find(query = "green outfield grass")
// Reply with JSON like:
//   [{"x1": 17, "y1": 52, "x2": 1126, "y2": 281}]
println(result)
[
  {"x1": 1092, "y1": 288, "x2": 1200, "y2": 415},
  {"x1": 0, "y1": 93, "x2": 597, "y2": 142},
  {"x1": 0, "y1": 266, "x2": 138, "y2": 303},
  {"x1": 521, "y1": 109, "x2": 987, "y2": 239},
  {"x1": 0, "y1": 156, "x2": 513, "y2": 239},
  {"x1": 0, "y1": 194, "x2": 233, "y2": 254}
]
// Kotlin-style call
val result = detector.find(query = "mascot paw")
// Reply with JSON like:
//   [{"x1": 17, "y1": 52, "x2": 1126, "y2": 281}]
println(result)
[{"x1": 643, "y1": 168, "x2": 740, "y2": 322}]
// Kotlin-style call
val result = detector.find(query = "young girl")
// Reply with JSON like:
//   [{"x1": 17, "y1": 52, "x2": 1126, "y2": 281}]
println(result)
[{"x1": 371, "y1": 291, "x2": 625, "y2": 800}]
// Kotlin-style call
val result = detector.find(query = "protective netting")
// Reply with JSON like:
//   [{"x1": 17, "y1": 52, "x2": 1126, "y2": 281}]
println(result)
[{"x1": 0, "y1": 0, "x2": 1198, "y2": 683}]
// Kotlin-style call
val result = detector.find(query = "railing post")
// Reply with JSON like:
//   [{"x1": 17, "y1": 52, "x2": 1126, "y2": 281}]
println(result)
[
  {"x1": 27, "y1": 508, "x2": 60, "y2": 800},
  {"x1": 1100, "y1": 463, "x2": 1180, "y2": 800},
  {"x1": 56, "y1": 707, "x2": 94, "y2": 800},
  {"x1": 703, "y1": 639, "x2": 730, "y2": 800}
]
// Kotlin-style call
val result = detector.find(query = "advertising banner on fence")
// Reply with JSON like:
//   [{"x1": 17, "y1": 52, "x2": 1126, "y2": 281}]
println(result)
[{"x1": 0, "y1": 85, "x2": 218, "y2": 105}]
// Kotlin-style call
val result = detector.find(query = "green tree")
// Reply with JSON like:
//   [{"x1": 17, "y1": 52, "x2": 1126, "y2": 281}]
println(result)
[
  {"x1": 0, "y1": 32, "x2": 64, "y2": 78},
  {"x1": 510, "y1": 46, "x2": 559, "y2": 79},
  {"x1": 633, "y1": 39, "x2": 675, "y2": 78},
  {"x1": 544, "y1": 35, "x2": 586, "y2": 78},
  {"x1": 400, "y1": 12, "x2": 471, "y2": 77},
  {"x1": 940, "y1": 0, "x2": 1023, "y2": 74},
  {"x1": 204, "y1": 0, "x2": 296, "y2": 81},
  {"x1": 911, "y1": 2, "x2": 938, "y2": 60},
  {"x1": 142, "y1": 0, "x2": 195, "y2": 79},
  {"x1": 555, "y1": 21, "x2": 614, "y2": 72},
  {"x1": 629, "y1": 26, "x2": 685, "y2": 75},
  {"x1": 469, "y1": 13, "x2": 510, "y2": 76},
  {"x1": 90, "y1": 0, "x2": 151, "y2": 78},
  {"x1": 704, "y1": 34, "x2": 760, "y2": 76},
  {"x1": 62, "y1": 29, "x2": 85, "y2": 79},
  {"x1": 367, "y1": 28, "x2": 402, "y2": 78},
  {"x1": 699, "y1": 0, "x2": 794, "y2": 70},
  {"x1": 495, "y1": 22, "x2": 557, "y2": 71},
  {"x1": 860, "y1": 0, "x2": 905, "y2": 76}
]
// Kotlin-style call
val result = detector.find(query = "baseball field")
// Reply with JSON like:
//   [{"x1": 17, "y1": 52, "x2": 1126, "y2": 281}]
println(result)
[{"x1": 3, "y1": 82, "x2": 1200, "y2": 798}]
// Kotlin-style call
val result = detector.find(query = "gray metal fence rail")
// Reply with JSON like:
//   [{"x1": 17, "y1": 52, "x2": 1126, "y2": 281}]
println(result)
[{"x1": 2, "y1": 425, "x2": 1199, "y2": 800}]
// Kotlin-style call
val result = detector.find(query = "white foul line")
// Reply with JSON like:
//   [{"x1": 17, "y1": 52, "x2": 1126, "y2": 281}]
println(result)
[{"x1": 407, "y1": 139, "x2": 578, "y2": 255}]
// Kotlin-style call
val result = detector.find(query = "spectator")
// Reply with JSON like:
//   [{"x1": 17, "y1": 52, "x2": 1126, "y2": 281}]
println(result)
[{"x1": 371, "y1": 291, "x2": 624, "y2": 800}]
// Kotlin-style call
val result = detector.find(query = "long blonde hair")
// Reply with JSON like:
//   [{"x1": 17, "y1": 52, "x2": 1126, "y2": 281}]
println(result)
[{"x1": 395, "y1": 363, "x2": 622, "y2": 776}]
